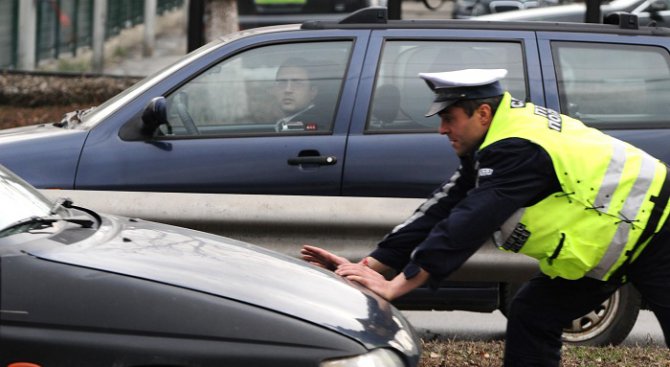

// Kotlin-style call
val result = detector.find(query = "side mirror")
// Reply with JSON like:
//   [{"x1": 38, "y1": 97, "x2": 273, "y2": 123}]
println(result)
[{"x1": 141, "y1": 96, "x2": 169, "y2": 135}]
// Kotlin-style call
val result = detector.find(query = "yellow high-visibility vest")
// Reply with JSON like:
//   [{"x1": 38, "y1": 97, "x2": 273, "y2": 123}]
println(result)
[{"x1": 480, "y1": 93, "x2": 670, "y2": 280}]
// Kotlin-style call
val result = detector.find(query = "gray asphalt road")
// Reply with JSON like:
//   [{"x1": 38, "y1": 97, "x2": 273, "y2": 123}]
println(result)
[{"x1": 402, "y1": 310, "x2": 665, "y2": 346}]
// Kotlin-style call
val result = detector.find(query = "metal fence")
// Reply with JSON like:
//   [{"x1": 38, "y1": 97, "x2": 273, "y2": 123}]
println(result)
[
  {"x1": 0, "y1": 1, "x2": 19, "y2": 68},
  {"x1": 0, "y1": 0, "x2": 183, "y2": 69}
]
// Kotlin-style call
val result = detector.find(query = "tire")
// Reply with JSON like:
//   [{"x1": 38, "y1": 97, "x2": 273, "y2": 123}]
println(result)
[
  {"x1": 470, "y1": 2, "x2": 490, "y2": 16},
  {"x1": 422, "y1": 0, "x2": 447, "y2": 10},
  {"x1": 500, "y1": 282, "x2": 641, "y2": 346}
]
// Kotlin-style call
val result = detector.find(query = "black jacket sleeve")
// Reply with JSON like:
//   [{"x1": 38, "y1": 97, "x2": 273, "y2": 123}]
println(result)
[
  {"x1": 368, "y1": 155, "x2": 477, "y2": 271},
  {"x1": 371, "y1": 138, "x2": 560, "y2": 284}
]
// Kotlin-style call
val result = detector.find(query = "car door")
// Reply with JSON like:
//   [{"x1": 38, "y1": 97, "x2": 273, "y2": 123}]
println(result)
[
  {"x1": 537, "y1": 31, "x2": 670, "y2": 163},
  {"x1": 342, "y1": 28, "x2": 544, "y2": 198},
  {"x1": 75, "y1": 31, "x2": 369, "y2": 195}
]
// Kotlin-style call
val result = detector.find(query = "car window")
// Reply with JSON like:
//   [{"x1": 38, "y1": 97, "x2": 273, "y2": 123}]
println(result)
[
  {"x1": 553, "y1": 42, "x2": 670, "y2": 127},
  {"x1": 163, "y1": 41, "x2": 352, "y2": 137},
  {"x1": 367, "y1": 41, "x2": 527, "y2": 132}
]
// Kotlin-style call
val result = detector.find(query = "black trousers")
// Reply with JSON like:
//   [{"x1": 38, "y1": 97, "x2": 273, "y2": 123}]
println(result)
[{"x1": 503, "y1": 227, "x2": 670, "y2": 367}]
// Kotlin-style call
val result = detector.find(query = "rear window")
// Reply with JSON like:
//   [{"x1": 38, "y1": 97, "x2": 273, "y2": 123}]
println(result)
[
  {"x1": 367, "y1": 40, "x2": 526, "y2": 133},
  {"x1": 553, "y1": 42, "x2": 670, "y2": 128}
]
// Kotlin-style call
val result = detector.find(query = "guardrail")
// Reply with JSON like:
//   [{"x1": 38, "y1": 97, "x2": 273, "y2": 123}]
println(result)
[{"x1": 41, "y1": 189, "x2": 538, "y2": 283}]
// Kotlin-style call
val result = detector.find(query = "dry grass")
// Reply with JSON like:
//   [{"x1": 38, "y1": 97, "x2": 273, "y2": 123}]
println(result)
[
  {"x1": 0, "y1": 73, "x2": 138, "y2": 106},
  {"x1": 0, "y1": 72, "x2": 139, "y2": 129},
  {"x1": 0, "y1": 104, "x2": 92, "y2": 129},
  {"x1": 419, "y1": 340, "x2": 670, "y2": 367}
]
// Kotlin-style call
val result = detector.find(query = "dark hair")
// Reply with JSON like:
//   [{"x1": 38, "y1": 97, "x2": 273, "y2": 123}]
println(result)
[
  {"x1": 451, "y1": 95, "x2": 504, "y2": 117},
  {"x1": 277, "y1": 57, "x2": 314, "y2": 79}
]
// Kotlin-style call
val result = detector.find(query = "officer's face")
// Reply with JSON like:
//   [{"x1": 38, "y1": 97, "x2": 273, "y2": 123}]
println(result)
[
  {"x1": 273, "y1": 67, "x2": 317, "y2": 115},
  {"x1": 438, "y1": 104, "x2": 492, "y2": 157}
]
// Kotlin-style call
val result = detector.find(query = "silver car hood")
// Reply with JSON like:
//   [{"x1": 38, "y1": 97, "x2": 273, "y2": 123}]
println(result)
[{"x1": 30, "y1": 214, "x2": 419, "y2": 355}]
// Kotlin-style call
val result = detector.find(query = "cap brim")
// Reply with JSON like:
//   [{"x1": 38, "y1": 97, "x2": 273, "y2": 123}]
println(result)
[{"x1": 425, "y1": 100, "x2": 454, "y2": 117}]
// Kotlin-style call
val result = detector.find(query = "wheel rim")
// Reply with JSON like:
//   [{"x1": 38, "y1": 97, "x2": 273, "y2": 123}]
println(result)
[
  {"x1": 562, "y1": 291, "x2": 620, "y2": 343},
  {"x1": 422, "y1": 0, "x2": 446, "y2": 10}
]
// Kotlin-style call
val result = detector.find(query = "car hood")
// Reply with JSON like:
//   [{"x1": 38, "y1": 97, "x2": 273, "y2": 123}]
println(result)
[
  {"x1": 29, "y1": 215, "x2": 419, "y2": 355},
  {"x1": 0, "y1": 123, "x2": 75, "y2": 141}
]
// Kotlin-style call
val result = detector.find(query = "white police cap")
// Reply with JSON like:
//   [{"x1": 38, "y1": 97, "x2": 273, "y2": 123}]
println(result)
[{"x1": 419, "y1": 69, "x2": 508, "y2": 117}]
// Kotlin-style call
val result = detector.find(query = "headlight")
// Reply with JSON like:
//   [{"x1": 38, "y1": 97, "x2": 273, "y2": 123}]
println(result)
[{"x1": 320, "y1": 348, "x2": 405, "y2": 367}]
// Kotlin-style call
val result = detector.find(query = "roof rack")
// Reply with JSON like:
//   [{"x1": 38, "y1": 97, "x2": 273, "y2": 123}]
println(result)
[
  {"x1": 300, "y1": 6, "x2": 670, "y2": 36},
  {"x1": 338, "y1": 6, "x2": 388, "y2": 24},
  {"x1": 301, "y1": 6, "x2": 387, "y2": 29}
]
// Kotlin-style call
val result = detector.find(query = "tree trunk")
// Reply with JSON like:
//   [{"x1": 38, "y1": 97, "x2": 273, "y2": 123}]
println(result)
[{"x1": 206, "y1": 0, "x2": 239, "y2": 42}]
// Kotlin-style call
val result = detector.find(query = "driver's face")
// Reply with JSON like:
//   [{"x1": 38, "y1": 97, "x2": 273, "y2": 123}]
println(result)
[{"x1": 273, "y1": 67, "x2": 317, "y2": 114}]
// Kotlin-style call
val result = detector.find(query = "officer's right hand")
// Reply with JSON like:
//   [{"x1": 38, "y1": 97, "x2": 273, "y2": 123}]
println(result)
[{"x1": 300, "y1": 245, "x2": 350, "y2": 271}]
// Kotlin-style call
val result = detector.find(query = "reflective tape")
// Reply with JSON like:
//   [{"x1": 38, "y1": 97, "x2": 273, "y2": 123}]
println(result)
[
  {"x1": 593, "y1": 141, "x2": 626, "y2": 211},
  {"x1": 391, "y1": 170, "x2": 460, "y2": 234},
  {"x1": 588, "y1": 150, "x2": 658, "y2": 279}
]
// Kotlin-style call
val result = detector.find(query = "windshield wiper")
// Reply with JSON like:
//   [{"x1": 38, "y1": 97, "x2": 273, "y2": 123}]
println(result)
[
  {"x1": 0, "y1": 198, "x2": 101, "y2": 238},
  {"x1": 50, "y1": 198, "x2": 102, "y2": 228},
  {"x1": 0, "y1": 215, "x2": 94, "y2": 238},
  {"x1": 53, "y1": 107, "x2": 95, "y2": 128}
]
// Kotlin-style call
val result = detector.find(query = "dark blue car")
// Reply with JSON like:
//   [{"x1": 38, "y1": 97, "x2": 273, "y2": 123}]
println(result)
[{"x1": 3, "y1": 8, "x2": 670, "y2": 346}]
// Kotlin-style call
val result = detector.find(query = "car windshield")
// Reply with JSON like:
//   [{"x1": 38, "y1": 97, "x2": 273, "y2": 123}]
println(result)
[
  {"x1": 76, "y1": 40, "x2": 225, "y2": 130},
  {"x1": 79, "y1": 25, "x2": 299, "y2": 130},
  {"x1": 0, "y1": 165, "x2": 54, "y2": 230}
]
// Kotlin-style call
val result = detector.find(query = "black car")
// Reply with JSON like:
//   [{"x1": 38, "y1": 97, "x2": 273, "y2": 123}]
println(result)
[
  {"x1": 452, "y1": 0, "x2": 560, "y2": 19},
  {"x1": 237, "y1": 0, "x2": 388, "y2": 28},
  {"x1": 3, "y1": 7, "x2": 670, "y2": 347},
  {"x1": 0, "y1": 164, "x2": 420, "y2": 366}
]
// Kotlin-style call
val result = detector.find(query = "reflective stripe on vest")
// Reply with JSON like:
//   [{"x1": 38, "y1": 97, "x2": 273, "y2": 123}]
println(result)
[
  {"x1": 587, "y1": 149, "x2": 658, "y2": 278},
  {"x1": 391, "y1": 170, "x2": 461, "y2": 234}
]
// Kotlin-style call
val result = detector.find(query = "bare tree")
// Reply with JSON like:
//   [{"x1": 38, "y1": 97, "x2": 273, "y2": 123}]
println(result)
[{"x1": 206, "y1": 0, "x2": 239, "y2": 41}]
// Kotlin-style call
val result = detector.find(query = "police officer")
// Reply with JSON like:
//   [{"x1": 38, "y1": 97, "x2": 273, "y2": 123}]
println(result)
[{"x1": 301, "y1": 68, "x2": 670, "y2": 366}]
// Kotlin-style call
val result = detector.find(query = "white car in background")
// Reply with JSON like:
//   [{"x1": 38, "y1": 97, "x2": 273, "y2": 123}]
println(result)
[{"x1": 474, "y1": 0, "x2": 669, "y2": 24}]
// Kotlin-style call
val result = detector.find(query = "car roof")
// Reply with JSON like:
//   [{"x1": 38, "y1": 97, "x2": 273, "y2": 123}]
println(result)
[{"x1": 300, "y1": 6, "x2": 670, "y2": 36}]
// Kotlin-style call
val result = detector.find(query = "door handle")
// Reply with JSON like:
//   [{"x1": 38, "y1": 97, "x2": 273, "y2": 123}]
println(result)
[{"x1": 287, "y1": 156, "x2": 337, "y2": 166}]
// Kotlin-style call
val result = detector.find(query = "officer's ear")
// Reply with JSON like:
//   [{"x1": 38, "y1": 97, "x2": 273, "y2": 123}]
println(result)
[{"x1": 476, "y1": 103, "x2": 494, "y2": 127}]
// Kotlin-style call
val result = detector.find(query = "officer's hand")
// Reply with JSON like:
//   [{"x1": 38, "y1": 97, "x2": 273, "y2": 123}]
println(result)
[
  {"x1": 336, "y1": 263, "x2": 392, "y2": 300},
  {"x1": 300, "y1": 245, "x2": 350, "y2": 271},
  {"x1": 337, "y1": 264, "x2": 430, "y2": 301}
]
